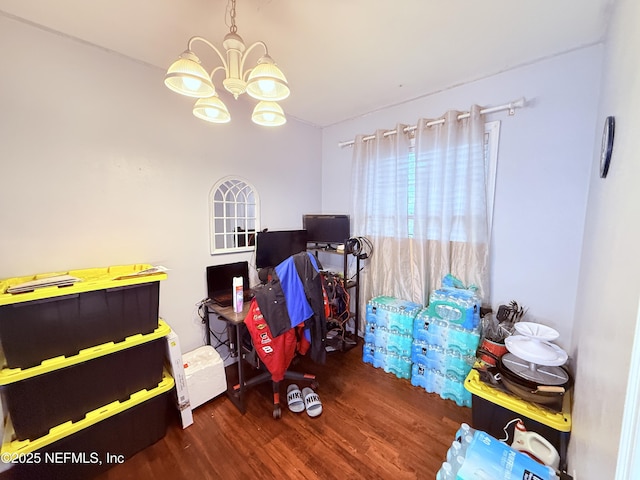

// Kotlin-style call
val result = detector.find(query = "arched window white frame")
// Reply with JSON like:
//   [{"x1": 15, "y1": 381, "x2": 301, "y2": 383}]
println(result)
[{"x1": 209, "y1": 177, "x2": 260, "y2": 255}]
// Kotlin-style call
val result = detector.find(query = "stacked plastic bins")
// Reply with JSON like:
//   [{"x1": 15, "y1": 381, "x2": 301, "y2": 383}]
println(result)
[
  {"x1": 410, "y1": 288, "x2": 481, "y2": 407},
  {"x1": 0, "y1": 265, "x2": 173, "y2": 479},
  {"x1": 363, "y1": 296, "x2": 422, "y2": 380}
]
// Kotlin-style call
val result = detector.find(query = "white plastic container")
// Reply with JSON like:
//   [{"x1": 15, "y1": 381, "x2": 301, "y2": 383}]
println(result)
[
  {"x1": 183, "y1": 346, "x2": 227, "y2": 409},
  {"x1": 233, "y1": 276, "x2": 244, "y2": 313}
]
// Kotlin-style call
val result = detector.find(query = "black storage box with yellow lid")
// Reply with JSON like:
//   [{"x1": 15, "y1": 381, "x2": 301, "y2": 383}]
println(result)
[
  {"x1": 0, "y1": 265, "x2": 167, "y2": 370},
  {"x1": 0, "y1": 371, "x2": 175, "y2": 480},
  {"x1": 464, "y1": 368, "x2": 572, "y2": 472},
  {"x1": 0, "y1": 321, "x2": 169, "y2": 441}
]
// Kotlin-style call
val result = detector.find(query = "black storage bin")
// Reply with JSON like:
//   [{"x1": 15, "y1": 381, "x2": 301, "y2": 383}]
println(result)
[
  {"x1": 0, "y1": 282, "x2": 160, "y2": 369},
  {"x1": 1, "y1": 372, "x2": 175, "y2": 480},
  {"x1": 465, "y1": 368, "x2": 571, "y2": 472},
  {"x1": 0, "y1": 322, "x2": 169, "y2": 442}
]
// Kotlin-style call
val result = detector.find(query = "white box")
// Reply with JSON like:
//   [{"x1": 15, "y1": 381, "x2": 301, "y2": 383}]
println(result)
[
  {"x1": 164, "y1": 327, "x2": 193, "y2": 428},
  {"x1": 183, "y1": 346, "x2": 227, "y2": 409}
]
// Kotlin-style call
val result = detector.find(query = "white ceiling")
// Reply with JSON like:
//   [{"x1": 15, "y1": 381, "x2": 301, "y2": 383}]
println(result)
[{"x1": 0, "y1": 0, "x2": 614, "y2": 127}]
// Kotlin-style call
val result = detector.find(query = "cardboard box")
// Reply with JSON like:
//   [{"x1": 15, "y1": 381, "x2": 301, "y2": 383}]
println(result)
[{"x1": 164, "y1": 327, "x2": 193, "y2": 428}]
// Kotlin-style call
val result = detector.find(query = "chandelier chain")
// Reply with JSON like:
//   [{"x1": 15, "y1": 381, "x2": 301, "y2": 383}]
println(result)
[{"x1": 229, "y1": 0, "x2": 238, "y2": 34}]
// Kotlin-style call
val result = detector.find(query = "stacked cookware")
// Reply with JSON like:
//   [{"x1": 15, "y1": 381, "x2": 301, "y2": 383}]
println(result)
[{"x1": 496, "y1": 322, "x2": 573, "y2": 409}]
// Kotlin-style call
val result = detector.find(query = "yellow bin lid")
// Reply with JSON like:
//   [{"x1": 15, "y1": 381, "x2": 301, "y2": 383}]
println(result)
[
  {"x1": 0, "y1": 264, "x2": 168, "y2": 306},
  {"x1": 464, "y1": 368, "x2": 571, "y2": 432},
  {"x1": 0, "y1": 320, "x2": 170, "y2": 385}
]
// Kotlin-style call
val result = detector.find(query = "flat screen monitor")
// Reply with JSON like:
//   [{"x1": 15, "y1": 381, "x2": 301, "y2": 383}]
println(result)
[
  {"x1": 255, "y1": 230, "x2": 308, "y2": 269},
  {"x1": 206, "y1": 261, "x2": 251, "y2": 306},
  {"x1": 303, "y1": 214, "x2": 350, "y2": 245}
]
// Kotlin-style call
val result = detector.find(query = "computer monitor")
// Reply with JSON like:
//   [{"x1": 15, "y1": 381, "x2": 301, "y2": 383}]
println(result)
[
  {"x1": 302, "y1": 214, "x2": 350, "y2": 245},
  {"x1": 255, "y1": 230, "x2": 308, "y2": 269}
]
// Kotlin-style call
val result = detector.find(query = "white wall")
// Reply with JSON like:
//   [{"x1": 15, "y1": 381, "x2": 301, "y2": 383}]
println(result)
[
  {"x1": 570, "y1": 0, "x2": 640, "y2": 477},
  {"x1": 321, "y1": 46, "x2": 603, "y2": 351},
  {"x1": 0, "y1": 15, "x2": 322, "y2": 355}
]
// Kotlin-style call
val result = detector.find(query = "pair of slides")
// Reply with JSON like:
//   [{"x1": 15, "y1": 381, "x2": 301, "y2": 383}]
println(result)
[{"x1": 286, "y1": 384, "x2": 322, "y2": 417}]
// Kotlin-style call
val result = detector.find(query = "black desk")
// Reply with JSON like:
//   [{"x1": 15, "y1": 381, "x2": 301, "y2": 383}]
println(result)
[{"x1": 206, "y1": 301, "x2": 251, "y2": 414}]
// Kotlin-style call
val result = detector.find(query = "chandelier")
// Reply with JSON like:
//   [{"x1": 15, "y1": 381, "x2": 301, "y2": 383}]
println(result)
[{"x1": 164, "y1": 0, "x2": 290, "y2": 127}]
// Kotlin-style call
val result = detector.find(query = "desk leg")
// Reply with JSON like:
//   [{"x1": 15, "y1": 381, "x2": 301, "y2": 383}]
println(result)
[
  {"x1": 205, "y1": 309, "x2": 211, "y2": 346},
  {"x1": 227, "y1": 322, "x2": 246, "y2": 414}
]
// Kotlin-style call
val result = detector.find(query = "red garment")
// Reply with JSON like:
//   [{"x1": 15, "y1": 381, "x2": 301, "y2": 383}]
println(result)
[{"x1": 244, "y1": 299, "x2": 298, "y2": 382}]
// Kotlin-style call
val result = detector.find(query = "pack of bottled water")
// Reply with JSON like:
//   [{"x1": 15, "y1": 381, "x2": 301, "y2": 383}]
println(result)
[
  {"x1": 441, "y1": 372, "x2": 472, "y2": 406},
  {"x1": 447, "y1": 322, "x2": 481, "y2": 357},
  {"x1": 363, "y1": 292, "x2": 479, "y2": 390},
  {"x1": 410, "y1": 366, "x2": 471, "y2": 406},
  {"x1": 443, "y1": 348, "x2": 476, "y2": 381},
  {"x1": 413, "y1": 311, "x2": 448, "y2": 345},
  {"x1": 413, "y1": 309, "x2": 481, "y2": 355},
  {"x1": 436, "y1": 426, "x2": 561, "y2": 480},
  {"x1": 362, "y1": 342, "x2": 376, "y2": 365},
  {"x1": 382, "y1": 351, "x2": 412, "y2": 379},
  {"x1": 427, "y1": 287, "x2": 480, "y2": 330},
  {"x1": 411, "y1": 341, "x2": 446, "y2": 370},
  {"x1": 363, "y1": 296, "x2": 422, "y2": 379},
  {"x1": 363, "y1": 321, "x2": 377, "y2": 345},
  {"x1": 362, "y1": 323, "x2": 413, "y2": 378},
  {"x1": 410, "y1": 305, "x2": 479, "y2": 404},
  {"x1": 365, "y1": 296, "x2": 422, "y2": 334},
  {"x1": 410, "y1": 341, "x2": 476, "y2": 382},
  {"x1": 410, "y1": 364, "x2": 445, "y2": 393},
  {"x1": 386, "y1": 331, "x2": 413, "y2": 357}
]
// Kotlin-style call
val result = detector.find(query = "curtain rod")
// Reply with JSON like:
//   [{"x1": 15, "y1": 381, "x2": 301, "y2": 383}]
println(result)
[{"x1": 338, "y1": 97, "x2": 526, "y2": 148}]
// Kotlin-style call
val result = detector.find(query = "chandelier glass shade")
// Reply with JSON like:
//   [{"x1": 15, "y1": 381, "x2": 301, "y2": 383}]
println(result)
[
  {"x1": 251, "y1": 101, "x2": 286, "y2": 127},
  {"x1": 164, "y1": 51, "x2": 215, "y2": 98},
  {"x1": 193, "y1": 94, "x2": 231, "y2": 123},
  {"x1": 246, "y1": 55, "x2": 290, "y2": 101},
  {"x1": 164, "y1": 0, "x2": 288, "y2": 127}
]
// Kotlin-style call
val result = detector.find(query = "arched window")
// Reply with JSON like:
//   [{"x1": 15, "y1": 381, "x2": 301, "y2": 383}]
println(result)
[{"x1": 209, "y1": 177, "x2": 260, "y2": 254}]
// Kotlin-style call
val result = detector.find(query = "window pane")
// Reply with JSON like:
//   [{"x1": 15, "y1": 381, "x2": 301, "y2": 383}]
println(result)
[{"x1": 209, "y1": 178, "x2": 260, "y2": 254}]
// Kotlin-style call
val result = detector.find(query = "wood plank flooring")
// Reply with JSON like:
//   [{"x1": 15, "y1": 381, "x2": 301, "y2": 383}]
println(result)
[{"x1": 96, "y1": 343, "x2": 471, "y2": 480}]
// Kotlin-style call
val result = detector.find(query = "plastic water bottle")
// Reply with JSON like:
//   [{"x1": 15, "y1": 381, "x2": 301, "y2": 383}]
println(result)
[
  {"x1": 424, "y1": 368, "x2": 436, "y2": 393},
  {"x1": 435, "y1": 462, "x2": 454, "y2": 480},
  {"x1": 410, "y1": 363, "x2": 428, "y2": 389},
  {"x1": 364, "y1": 322, "x2": 376, "y2": 344},
  {"x1": 446, "y1": 440, "x2": 462, "y2": 463},
  {"x1": 455, "y1": 423, "x2": 473, "y2": 443},
  {"x1": 362, "y1": 343, "x2": 375, "y2": 365},
  {"x1": 450, "y1": 454, "x2": 465, "y2": 475},
  {"x1": 460, "y1": 433, "x2": 474, "y2": 454},
  {"x1": 373, "y1": 347, "x2": 386, "y2": 369}
]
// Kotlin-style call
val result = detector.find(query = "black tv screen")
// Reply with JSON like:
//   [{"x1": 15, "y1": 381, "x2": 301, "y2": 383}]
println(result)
[
  {"x1": 255, "y1": 230, "x2": 308, "y2": 269},
  {"x1": 303, "y1": 214, "x2": 350, "y2": 245}
]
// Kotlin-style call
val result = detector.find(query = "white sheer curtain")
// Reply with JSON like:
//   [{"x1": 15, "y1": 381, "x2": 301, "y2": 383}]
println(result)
[{"x1": 351, "y1": 105, "x2": 490, "y2": 327}]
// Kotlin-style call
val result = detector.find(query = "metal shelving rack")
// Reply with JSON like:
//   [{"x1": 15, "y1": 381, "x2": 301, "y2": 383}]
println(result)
[{"x1": 309, "y1": 244, "x2": 360, "y2": 353}]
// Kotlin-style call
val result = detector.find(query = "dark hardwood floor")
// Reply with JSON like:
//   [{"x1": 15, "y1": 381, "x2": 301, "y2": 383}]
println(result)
[{"x1": 96, "y1": 343, "x2": 471, "y2": 480}]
